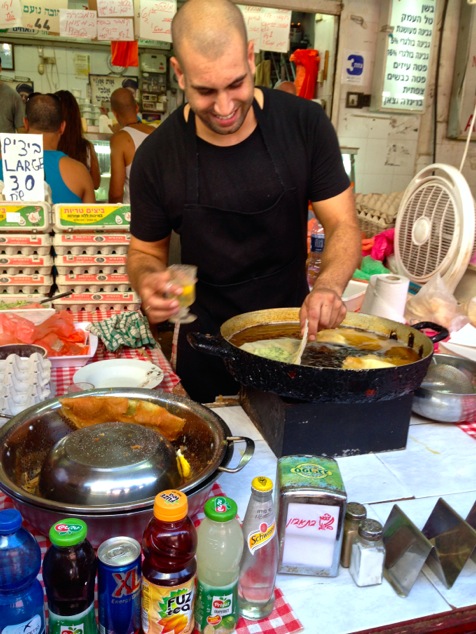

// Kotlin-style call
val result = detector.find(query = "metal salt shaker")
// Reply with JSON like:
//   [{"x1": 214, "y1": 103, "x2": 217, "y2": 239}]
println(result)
[
  {"x1": 349, "y1": 519, "x2": 386, "y2": 587},
  {"x1": 340, "y1": 502, "x2": 367, "y2": 568}
]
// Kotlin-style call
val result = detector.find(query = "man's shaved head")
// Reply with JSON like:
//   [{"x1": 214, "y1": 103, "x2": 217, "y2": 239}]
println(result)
[
  {"x1": 172, "y1": 0, "x2": 248, "y2": 64},
  {"x1": 110, "y1": 88, "x2": 138, "y2": 117}
]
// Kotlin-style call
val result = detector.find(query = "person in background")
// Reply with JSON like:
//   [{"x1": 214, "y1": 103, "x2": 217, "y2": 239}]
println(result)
[
  {"x1": 127, "y1": 0, "x2": 361, "y2": 402},
  {"x1": 275, "y1": 80, "x2": 297, "y2": 96},
  {"x1": 108, "y1": 88, "x2": 153, "y2": 203},
  {"x1": 0, "y1": 93, "x2": 96, "y2": 204},
  {"x1": 16, "y1": 83, "x2": 34, "y2": 105},
  {"x1": 0, "y1": 60, "x2": 25, "y2": 133},
  {"x1": 55, "y1": 90, "x2": 101, "y2": 190}
]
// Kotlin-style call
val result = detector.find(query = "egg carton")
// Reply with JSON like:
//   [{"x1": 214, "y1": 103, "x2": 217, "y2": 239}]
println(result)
[
  {"x1": 0, "y1": 353, "x2": 52, "y2": 417},
  {"x1": 0, "y1": 255, "x2": 54, "y2": 275},
  {"x1": 0, "y1": 201, "x2": 52, "y2": 233},
  {"x1": 55, "y1": 273, "x2": 132, "y2": 293},
  {"x1": 52, "y1": 203, "x2": 131, "y2": 232},
  {"x1": 54, "y1": 255, "x2": 127, "y2": 275},
  {"x1": 53, "y1": 232, "x2": 130, "y2": 255},
  {"x1": 0, "y1": 275, "x2": 53, "y2": 295},
  {"x1": 0, "y1": 233, "x2": 52, "y2": 255},
  {"x1": 52, "y1": 291, "x2": 140, "y2": 313}
]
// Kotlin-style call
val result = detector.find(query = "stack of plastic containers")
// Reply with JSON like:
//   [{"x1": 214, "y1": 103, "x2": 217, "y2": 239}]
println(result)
[
  {"x1": 0, "y1": 202, "x2": 54, "y2": 301},
  {"x1": 51, "y1": 203, "x2": 140, "y2": 313}
]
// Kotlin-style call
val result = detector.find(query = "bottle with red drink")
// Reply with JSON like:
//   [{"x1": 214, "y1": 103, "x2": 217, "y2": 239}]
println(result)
[
  {"x1": 141, "y1": 490, "x2": 197, "y2": 634},
  {"x1": 42, "y1": 518, "x2": 97, "y2": 634},
  {"x1": 238, "y1": 476, "x2": 279, "y2": 620}
]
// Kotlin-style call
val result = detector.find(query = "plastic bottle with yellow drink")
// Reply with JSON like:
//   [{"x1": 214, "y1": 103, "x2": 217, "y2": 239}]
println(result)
[
  {"x1": 141, "y1": 490, "x2": 197, "y2": 634},
  {"x1": 238, "y1": 476, "x2": 279, "y2": 620}
]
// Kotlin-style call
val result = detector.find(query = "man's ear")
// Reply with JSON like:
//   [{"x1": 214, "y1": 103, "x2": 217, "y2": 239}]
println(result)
[
  {"x1": 170, "y1": 56, "x2": 185, "y2": 91},
  {"x1": 23, "y1": 117, "x2": 29, "y2": 131},
  {"x1": 59, "y1": 121, "x2": 66, "y2": 135},
  {"x1": 247, "y1": 40, "x2": 256, "y2": 76}
]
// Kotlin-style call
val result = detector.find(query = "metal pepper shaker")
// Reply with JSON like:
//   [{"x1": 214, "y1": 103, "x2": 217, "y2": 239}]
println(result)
[
  {"x1": 349, "y1": 518, "x2": 386, "y2": 587},
  {"x1": 340, "y1": 502, "x2": 367, "y2": 568}
]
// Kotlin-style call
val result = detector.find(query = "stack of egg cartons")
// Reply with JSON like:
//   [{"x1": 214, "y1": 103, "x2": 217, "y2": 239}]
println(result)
[
  {"x1": 0, "y1": 202, "x2": 54, "y2": 302},
  {"x1": 0, "y1": 350, "x2": 51, "y2": 419},
  {"x1": 51, "y1": 202, "x2": 140, "y2": 313}
]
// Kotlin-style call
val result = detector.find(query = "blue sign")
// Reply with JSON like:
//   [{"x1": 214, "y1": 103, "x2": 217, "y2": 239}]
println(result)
[{"x1": 346, "y1": 54, "x2": 364, "y2": 77}]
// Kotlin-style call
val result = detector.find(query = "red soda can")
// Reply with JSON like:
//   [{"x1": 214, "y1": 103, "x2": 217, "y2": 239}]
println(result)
[{"x1": 98, "y1": 536, "x2": 142, "y2": 634}]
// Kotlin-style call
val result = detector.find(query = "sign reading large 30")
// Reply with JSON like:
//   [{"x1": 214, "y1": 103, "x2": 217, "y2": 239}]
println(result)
[
  {"x1": 372, "y1": 0, "x2": 436, "y2": 113},
  {"x1": 0, "y1": 134, "x2": 45, "y2": 202}
]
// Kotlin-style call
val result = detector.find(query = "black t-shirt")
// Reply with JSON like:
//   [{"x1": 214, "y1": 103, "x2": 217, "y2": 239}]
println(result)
[{"x1": 130, "y1": 87, "x2": 350, "y2": 242}]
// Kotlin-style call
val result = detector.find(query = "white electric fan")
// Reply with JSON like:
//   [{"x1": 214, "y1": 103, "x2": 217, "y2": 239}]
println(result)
[{"x1": 393, "y1": 162, "x2": 476, "y2": 293}]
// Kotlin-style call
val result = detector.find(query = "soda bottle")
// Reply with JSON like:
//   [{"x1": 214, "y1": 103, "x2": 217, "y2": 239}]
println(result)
[
  {"x1": 0, "y1": 508, "x2": 45, "y2": 634},
  {"x1": 306, "y1": 223, "x2": 325, "y2": 289},
  {"x1": 238, "y1": 476, "x2": 279, "y2": 620},
  {"x1": 195, "y1": 496, "x2": 244, "y2": 633},
  {"x1": 141, "y1": 490, "x2": 197, "y2": 634},
  {"x1": 42, "y1": 518, "x2": 97, "y2": 634}
]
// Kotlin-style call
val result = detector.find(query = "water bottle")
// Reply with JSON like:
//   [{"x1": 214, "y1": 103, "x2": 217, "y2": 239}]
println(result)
[
  {"x1": 238, "y1": 477, "x2": 279, "y2": 621},
  {"x1": 0, "y1": 508, "x2": 45, "y2": 634},
  {"x1": 307, "y1": 223, "x2": 325, "y2": 289},
  {"x1": 195, "y1": 496, "x2": 244, "y2": 633}
]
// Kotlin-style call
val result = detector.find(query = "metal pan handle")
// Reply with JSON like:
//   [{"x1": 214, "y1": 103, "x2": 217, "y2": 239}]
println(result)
[
  {"x1": 412, "y1": 321, "x2": 449, "y2": 344},
  {"x1": 218, "y1": 436, "x2": 255, "y2": 473}
]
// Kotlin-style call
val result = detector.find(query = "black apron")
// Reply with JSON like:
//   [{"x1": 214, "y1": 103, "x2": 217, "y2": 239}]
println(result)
[{"x1": 176, "y1": 99, "x2": 309, "y2": 402}]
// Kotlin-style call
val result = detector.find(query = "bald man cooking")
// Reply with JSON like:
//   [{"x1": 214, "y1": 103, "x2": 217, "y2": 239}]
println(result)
[{"x1": 126, "y1": 0, "x2": 361, "y2": 402}]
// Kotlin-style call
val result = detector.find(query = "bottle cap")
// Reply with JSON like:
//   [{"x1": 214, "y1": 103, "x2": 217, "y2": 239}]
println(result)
[
  {"x1": 358, "y1": 518, "x2": 383, "y2": 541},
  {"x1": 0, "y1": 508, "x2": 22, "y2": 534},
  {"x1": 154, "y1": 489, "x2": 188, "y2": 521},
  {"x1": 345, "y1": 502, "x2": 367, "y2": 521},
  {"x1": 49, "y1": 518, "x2": 88, "y2": 547},
  {"x1": 251, "y1": 476, "x2": 273, "y2": 493},
  {"x1": 204, "y1": 496, "x2": 238, "y2": 522}
]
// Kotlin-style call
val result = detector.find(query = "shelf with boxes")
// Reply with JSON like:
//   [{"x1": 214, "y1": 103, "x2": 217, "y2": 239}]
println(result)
[{"x1": 0, "y1": 201, "x2": 140, "y2": 312}]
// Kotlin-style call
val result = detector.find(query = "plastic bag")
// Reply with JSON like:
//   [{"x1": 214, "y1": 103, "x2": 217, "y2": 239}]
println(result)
[
  {"x1": 289, "y1": 49, "x2": 320, "y2": 99},
  {"x1": 404, "y1": 274, "x2": 469, "y2": 332},
  {"x1": 353, "y1": 256, "x2": 391, "y2": 281}
]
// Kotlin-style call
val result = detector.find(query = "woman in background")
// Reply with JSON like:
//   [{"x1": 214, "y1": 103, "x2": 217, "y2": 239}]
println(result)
[{"x1": 55, "y1": 90, "x2": 101, "y2": 190}]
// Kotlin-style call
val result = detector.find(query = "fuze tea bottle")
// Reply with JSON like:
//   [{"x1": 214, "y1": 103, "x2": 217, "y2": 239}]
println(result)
[
  {"x1": 238, "y1": 476, "x2": 279, "y2": 620},
  {"x1": 42, "y1": 517, "x2": 97, "y2": 634},
  {"x1": 195, "y1": 496, "x2": 244, "y2": 633},
  {"x1": 141, "y1": 490, "x2": 197, "y2": 634}
]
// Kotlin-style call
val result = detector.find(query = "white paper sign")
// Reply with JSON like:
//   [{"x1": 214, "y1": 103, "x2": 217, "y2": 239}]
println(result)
[
  {"x1": 0, "y1": 0, "x2": 23, "y2": 29},
  {"x1": 97, "y1": 17, "x2": 134, "y2": 41},
  {"x1": 239, "y1": 5, "x2": 263, "y2": 53},
  {"x1": 97, "y1": 0, "x2": 134, "y2": 18},
  {"x1": 59, "y1": 9, "x2": 97, "y2": 40},
  {"x1": 0, "y1": 134, "x2": 44, "y2": 202},
  {"x1": 139, "y1": 0, "x2": 176, "y2": 43},
  {"x1": 260, "y1": 8, "x2": 291, "y2": 54},
  {"x1": 20, "y1": 0, "x2": 67, "y2": 35}
]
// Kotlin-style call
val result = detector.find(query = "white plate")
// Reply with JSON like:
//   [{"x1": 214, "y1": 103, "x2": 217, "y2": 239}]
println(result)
[
  {"x1": 73, "y1": 359, "x2": 164, "y2": 389},
  {"x1": 49, "y1": 323, "x2": 98, "y2": 368},
  {"x1": 439, "y1": 341, "x2": 476, "y2": 364}
]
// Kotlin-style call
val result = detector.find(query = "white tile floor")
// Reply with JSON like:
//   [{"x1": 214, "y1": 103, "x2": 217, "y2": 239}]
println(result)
[{"x1": 216, "y1": 406, "x2": 476, "y2": 634}]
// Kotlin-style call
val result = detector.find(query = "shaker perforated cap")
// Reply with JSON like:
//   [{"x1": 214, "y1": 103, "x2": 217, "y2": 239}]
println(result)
[
  {"x1": 358, "y1": 518, "x2": 383, "y2": 540},
  {"x1": 0, "y1": 508, "x2": 22, "y2": 534},
  {"x1": 251, "y1": 476, "x2": 273, "y2": 492},
  {"x1": 345, "y1": 502, "x2": 367, "y2": 520},
  {"x1": 154, "y1": 489, "x2": 188, "y2": 521}
]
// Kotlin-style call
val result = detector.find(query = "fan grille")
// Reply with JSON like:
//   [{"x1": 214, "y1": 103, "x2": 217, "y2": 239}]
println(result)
[{"x1": 397, "y1": 182, "x2": 456, "y2": 283}]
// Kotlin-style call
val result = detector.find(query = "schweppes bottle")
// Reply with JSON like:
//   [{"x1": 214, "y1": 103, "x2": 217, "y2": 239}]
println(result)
[{"x1": 238, "y1": 477, "x2": 279, "y2": 620}]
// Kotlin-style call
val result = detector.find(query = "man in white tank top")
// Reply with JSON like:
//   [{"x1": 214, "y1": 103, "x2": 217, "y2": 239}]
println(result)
[{"x1": 108, "y1": 88, "x2": 154, "y2": 203}]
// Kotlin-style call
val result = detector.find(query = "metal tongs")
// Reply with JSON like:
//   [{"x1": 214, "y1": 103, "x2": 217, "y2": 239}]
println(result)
[{"x1": 293, "y1": 319, "x2": 309, "y2": 365}]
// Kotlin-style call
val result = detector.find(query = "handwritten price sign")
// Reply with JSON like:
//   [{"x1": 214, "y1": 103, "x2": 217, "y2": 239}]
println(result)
[{"x1": 0, "y1": 134, "x2": 45, "y2": 202}]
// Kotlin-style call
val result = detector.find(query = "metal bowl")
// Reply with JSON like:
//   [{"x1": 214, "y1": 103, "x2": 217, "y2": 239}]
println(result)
[
  {"x1": 0, "y1": 388, "x2": 254, "y2": 546},
  {"x1": 412, "y1": 354, "x2": 476, "y2": 423},
  {"x1": 39, "y1": 422, "x2": 180, "y2": 505}
]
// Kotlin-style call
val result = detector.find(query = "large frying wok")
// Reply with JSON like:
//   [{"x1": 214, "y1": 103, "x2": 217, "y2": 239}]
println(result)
[{"x1": 188, "y1": 308, "x2": 448, "y2": 403}]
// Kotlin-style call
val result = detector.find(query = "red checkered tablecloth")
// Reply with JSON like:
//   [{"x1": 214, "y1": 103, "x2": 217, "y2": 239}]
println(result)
[
  {"x1": 0, "y1": 486, "x2": 303, "y2": 634},
  {"x1": 52, "y1": 310, "x2": 181, "y2": 395}
]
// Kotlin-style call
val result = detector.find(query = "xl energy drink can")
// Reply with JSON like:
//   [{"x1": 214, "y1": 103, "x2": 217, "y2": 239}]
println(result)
[{"x1": 98, "y1": 536, "x2": 142, "y2": 634}]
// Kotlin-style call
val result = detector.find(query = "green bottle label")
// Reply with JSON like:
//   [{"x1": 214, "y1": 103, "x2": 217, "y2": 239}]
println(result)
[
  {"x1": 48, "y1": 602, "x2": 96, "y2": 634},
  {"x1": 195, "y1": 579, "x2": 239, "y2": 632}
]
